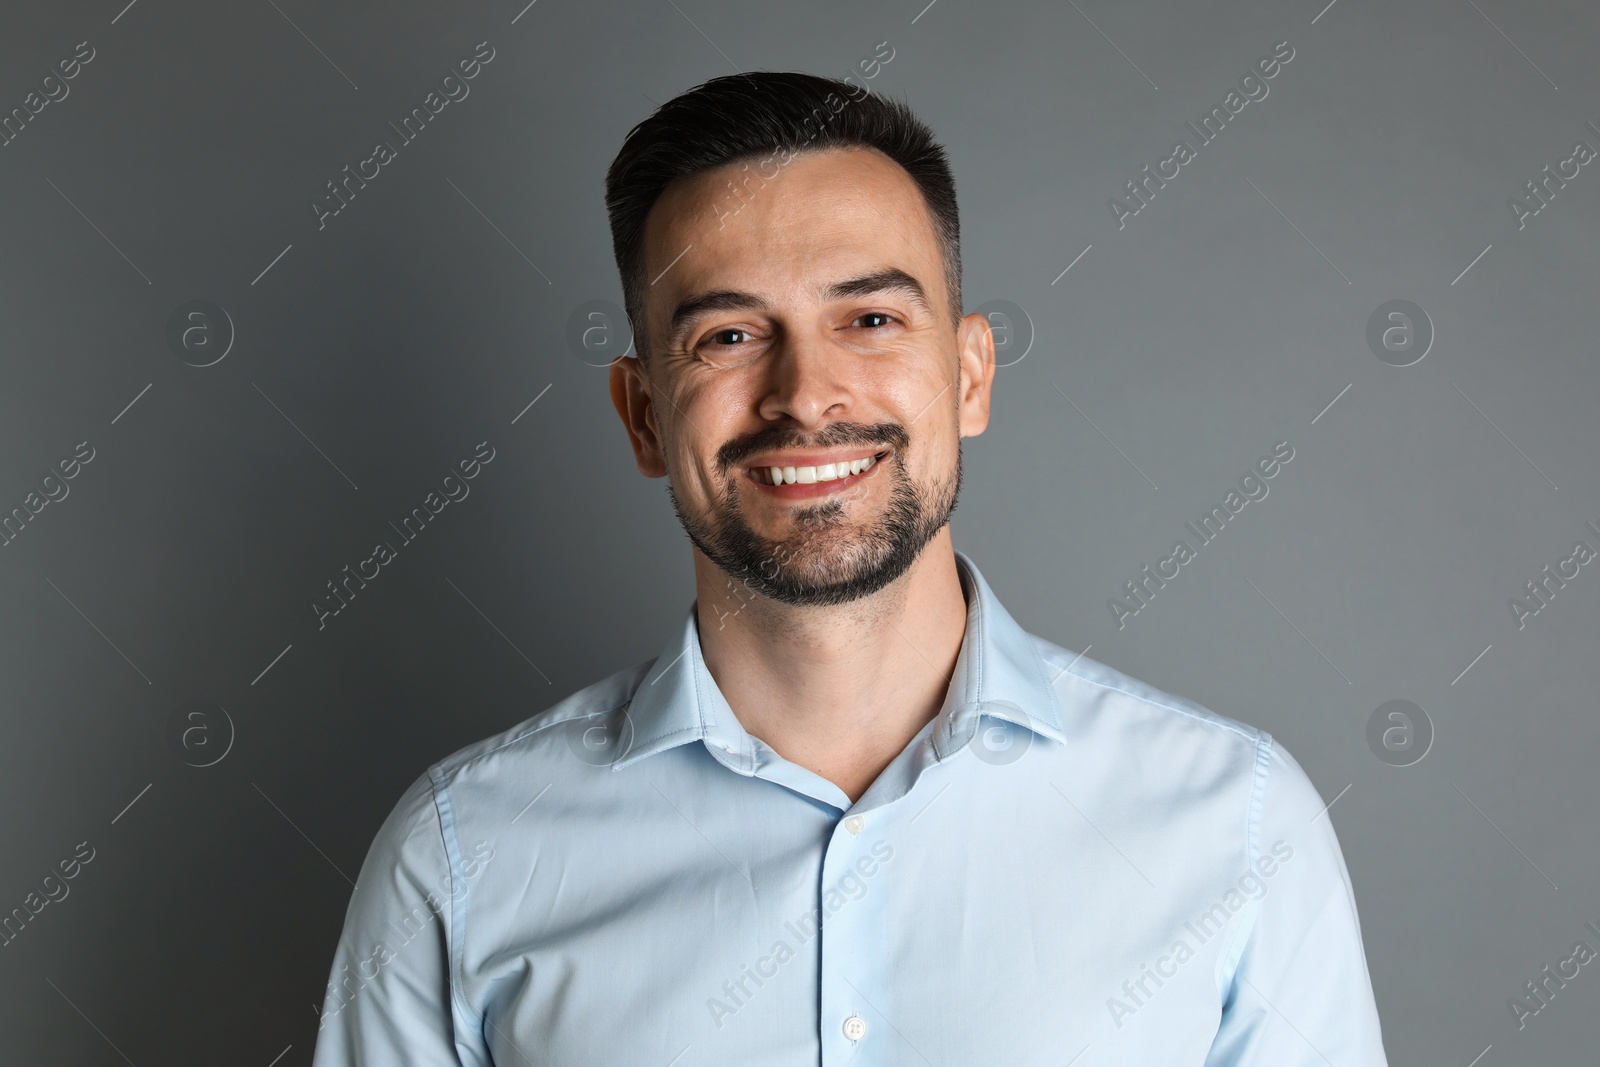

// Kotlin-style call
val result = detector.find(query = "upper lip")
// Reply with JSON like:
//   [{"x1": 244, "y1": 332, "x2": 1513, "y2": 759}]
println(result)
[{"x1": 741, "y1": 448, "x2": 890, "y2": 475}]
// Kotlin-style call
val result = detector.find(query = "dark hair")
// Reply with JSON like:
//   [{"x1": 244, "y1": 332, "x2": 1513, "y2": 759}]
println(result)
[{"x1": 604, "y1": 71, "x2": 962, "y2": 366}]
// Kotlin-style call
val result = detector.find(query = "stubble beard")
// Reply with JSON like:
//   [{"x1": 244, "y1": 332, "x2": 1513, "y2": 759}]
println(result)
[{"x1": 668, "y1": 442, "x2": 962, "y2": 608}]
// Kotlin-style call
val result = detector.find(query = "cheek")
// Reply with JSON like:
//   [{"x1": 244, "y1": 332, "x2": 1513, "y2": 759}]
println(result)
[
  {"x1": 909, "y1": 437, "x2": 956, "y2": 487},
  {"x1": 677, "y1": 382, "x2": 759, "y2": 492},
  {"x1": 897, "y1": 351, "x2": 957, "y2": 414},
  {"x1": 700, "y1": 460, "x2": 735, "y2": 502},
  {"x1": 671, "y1": 439, "x2": 717, "y2": 498},
  {"x1": 912, "y1": 422, "x2": 964, "y2": 493},
  {"x1": 666, "y1": 426, "x2": 731, "y2": 505}
]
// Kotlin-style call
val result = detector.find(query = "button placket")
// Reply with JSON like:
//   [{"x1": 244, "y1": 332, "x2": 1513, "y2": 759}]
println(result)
[{"x1": 819, "y1": 807, "x2": 893, "y2": 1064}]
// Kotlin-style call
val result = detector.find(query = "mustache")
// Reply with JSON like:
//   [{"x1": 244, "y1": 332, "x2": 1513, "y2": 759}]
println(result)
[{"x1": 716, "y1": 422, "x2": 910, "y2": 473}]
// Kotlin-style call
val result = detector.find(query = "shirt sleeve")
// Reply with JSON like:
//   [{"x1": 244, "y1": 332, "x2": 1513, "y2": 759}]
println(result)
[
  {"x1": 310, "y1": 770, "x2": 491, "y2": 1067},
  {"x1": 1203, "y1": 736, "x2": 1389, "y2": 1067}
]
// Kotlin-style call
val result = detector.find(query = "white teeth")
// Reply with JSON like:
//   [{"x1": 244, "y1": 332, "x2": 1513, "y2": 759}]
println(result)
[{"x1": 761, "y1": 454, "x2": 880, "y2": 485}]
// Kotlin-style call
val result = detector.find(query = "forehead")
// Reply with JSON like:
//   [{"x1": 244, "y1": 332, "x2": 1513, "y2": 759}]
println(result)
[{"x1": 640, "y1": 146, "x2": 945, "y2": 316}]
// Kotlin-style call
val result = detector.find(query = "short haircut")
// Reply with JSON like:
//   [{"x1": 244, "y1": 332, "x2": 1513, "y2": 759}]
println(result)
[{"x1": 604, "y1": 71, "x2": 963, "y2": 366}]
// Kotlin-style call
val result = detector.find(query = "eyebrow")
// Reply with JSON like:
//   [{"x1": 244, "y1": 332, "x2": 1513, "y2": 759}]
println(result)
[{"x1": 664, "y1": 267, "x2": 935, "y2": 350}]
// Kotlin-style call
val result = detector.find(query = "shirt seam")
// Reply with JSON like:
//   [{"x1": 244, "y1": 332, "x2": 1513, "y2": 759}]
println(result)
[
  {"x1": 1214, "y1": 731, "x2": 1274, "y2": 996},
  {"x1": 1039, "y1": 644, "x2": 1261, "y2": 744},
  {"x1": 436, "y1": 691, "x2": 637, "y2": 779},
  {"x1": 426, "y1": 765, "x2": 483, "y2": 1038}
]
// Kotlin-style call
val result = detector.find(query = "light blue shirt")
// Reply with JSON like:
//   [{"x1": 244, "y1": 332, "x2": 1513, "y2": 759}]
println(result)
[{"x1": 312, "y1": 550, "x2": 1388, "y2": 1065}]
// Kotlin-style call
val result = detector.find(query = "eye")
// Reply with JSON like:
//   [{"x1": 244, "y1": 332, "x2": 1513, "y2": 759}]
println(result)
[
  {"x1": 703, "y1": 327, "x2": 750, "y2": 349},
  {"x1": 855, "y1": 312, "x2": 896, "y2": 329}
]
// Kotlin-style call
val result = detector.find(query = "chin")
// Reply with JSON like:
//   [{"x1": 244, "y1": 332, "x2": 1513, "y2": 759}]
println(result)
[{"x1": 669, "y1": 449, "x2": 961, "y2": 608}]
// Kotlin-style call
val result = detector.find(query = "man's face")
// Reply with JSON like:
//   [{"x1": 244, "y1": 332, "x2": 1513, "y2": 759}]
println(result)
[{"x1": 610, "y1": 145, "x2": 994, "y2": 606}]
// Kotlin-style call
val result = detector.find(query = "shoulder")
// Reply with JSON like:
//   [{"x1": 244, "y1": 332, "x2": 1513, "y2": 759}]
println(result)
[
  {"x1": 1033, "y1": 633, "x2": 1267, "y2": 748},
  {"x1": 1030, "y1": 633, "x2": 1332, "y2": 843},
  {"x1": 424, "y1": 656, "x2": 655, "y2": 792},
  {"x1": 1026, "y1": 635, "x2": 1343, "y2": 916},
  {"x1": 353, "y1": 658, "x2": 652, "y2": 865},
  {"x1": 1029, "y1": 635, "x2": 1328, "y2": 819}
]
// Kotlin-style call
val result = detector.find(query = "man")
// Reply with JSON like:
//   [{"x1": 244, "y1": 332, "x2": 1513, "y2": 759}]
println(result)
[{"x1": 311, "y1": 72, "x2": 1388, "y2": 1065}]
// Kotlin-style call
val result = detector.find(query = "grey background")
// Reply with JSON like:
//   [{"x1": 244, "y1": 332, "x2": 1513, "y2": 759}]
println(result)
[{"x1": 1, "y1": 0, "x2": 1596, "y2": 1062}]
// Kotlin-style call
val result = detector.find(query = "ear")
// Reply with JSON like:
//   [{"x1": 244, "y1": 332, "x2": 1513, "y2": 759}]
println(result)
[
  {"x1": 954, "y1": 311, "x2": 996, "y2": 439},
  {"x1": 609, "y1": 355, "x2": 668, "y2": 477}
]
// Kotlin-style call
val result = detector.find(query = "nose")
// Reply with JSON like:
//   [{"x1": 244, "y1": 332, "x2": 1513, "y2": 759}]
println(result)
[{"x1": 756, "y1": 326, "x2": 853, "y2": 427}]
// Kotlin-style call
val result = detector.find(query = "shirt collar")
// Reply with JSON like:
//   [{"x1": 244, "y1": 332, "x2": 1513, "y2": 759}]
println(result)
[{"x1": 612, "y1": 549, "x2": 1066, "y2": 771}]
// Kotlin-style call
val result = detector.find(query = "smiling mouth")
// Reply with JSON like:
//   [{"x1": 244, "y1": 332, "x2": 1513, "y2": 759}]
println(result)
[{"x1": 746, "y1": 450, "x2": 890, "y2": 487}]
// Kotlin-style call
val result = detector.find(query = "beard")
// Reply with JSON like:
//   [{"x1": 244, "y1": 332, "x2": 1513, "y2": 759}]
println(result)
[{"x1": 666, "y1": 421, "x2": 961, "y2": 607}]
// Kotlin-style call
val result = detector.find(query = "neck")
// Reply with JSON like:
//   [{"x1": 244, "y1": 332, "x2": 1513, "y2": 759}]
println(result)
[{"x1": 693, "y1": 528, "x2": 969, "y2": 804}]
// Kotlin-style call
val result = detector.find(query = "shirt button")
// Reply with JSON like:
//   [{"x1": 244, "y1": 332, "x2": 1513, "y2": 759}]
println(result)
[
  {"x1": 844, "y1": 815, "x2": 865, "y2": 835},
  {"x1": 842, "y1": 1015, "x2": 868, "y2": 1041}
]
